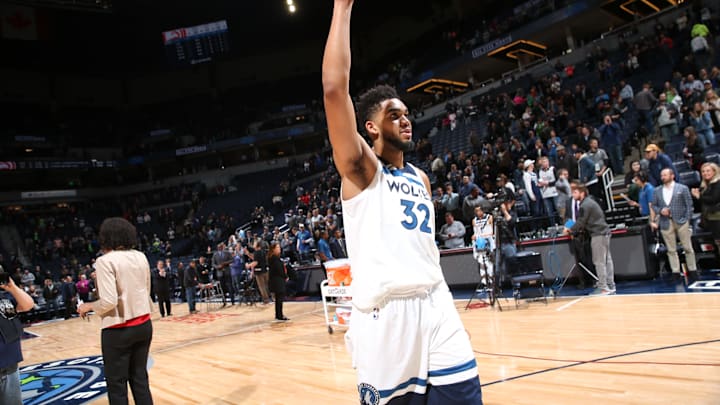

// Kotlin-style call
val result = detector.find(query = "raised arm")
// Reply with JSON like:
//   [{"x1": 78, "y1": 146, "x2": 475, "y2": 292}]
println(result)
[{"x1": 322, "y1": 0, "x2": 377, "y2": 198}]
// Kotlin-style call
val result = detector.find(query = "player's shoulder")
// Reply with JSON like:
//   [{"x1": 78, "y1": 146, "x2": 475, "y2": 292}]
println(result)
[{"x1": 405, "y1": 163, "x2": 430, "y2": 184}]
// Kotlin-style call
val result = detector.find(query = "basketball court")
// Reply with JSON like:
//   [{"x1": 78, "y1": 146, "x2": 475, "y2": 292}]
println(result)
[{"x1": 18, "y1": 288, "x2": 720, "y2": 404}]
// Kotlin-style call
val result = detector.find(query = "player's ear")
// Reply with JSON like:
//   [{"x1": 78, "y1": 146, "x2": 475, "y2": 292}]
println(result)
[{"x1": 365, "y1": 120, "x2": 379, "y2": 140}]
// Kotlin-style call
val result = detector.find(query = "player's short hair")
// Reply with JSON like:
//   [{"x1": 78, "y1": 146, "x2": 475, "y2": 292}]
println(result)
[{"x1": 356, "y1": 84, "x2": 399, "y2": 134}]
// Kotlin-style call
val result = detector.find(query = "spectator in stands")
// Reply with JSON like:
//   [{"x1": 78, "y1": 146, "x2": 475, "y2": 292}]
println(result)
[
  {"x1": 329, "y1": 229, "x2": 348, "y2": 259},
  {"x1": 20, "y1": 269, "x2": 35, "y2": 287},
  {"x1": 703, "y1": 89, "x2": 720, "y2": 129},
  {"x1": 572, "y1": 125, "x2": 593, "y2": 151},
  {"x1": 430, "y1": 153, "x2": 446, "y2": 180},
  {"x1": 447, "y1": 164, "x2": 463, "y2": 192},
  {"x1": 438, "y1": 212, "x2": 466, "y2": 249},
  {"x1": 692, "y1": 163, "x2": 720, "y2": 251},
  {"x1": 229, "y1": 245, "x2": 245, "y2": 302},
  {"x1": 634, "y1": 83, "x2": 658, "y2": 136},
  {"x1": 152, "y1": 260, "x2": 172, "y2": 317},
  {"x1": 555, "y1": 169, "x2": 571, "y2": 220},
  {"x1": 625, "y1": 160, "x2": 643, "y2": 202},
  {"x1": 574, "y1": 148, "x2": 602, "y2": 203},
  {"x1": 249, "y1": 240, "x2": 271, "y2": 305},
  {"x1": 537, "y1": 157, "x2": 559, "y2": 224},
  {"x1": 683, "y1": 126, "x2": 706, "y2": 171},
  {"x1": 462, "y1": 185, "x2": 485, "y2": 224},
  {"x1": 655, "y1": 92, "x2": 679, "y2": 142},
  {"x1": 689, "y1": 102, "x2": 715, "y2": 146},
  {"x1": 0, "y1": 267, "x2": 34, "y2": 405},
  {"x1": 60, "y1": 275, "x2": 77, "y2": 320},
  {"x1": 295, "y1": 223, "x2": 314, "y2": 264},
  {"x1": 280, "y1": 231, "x2": 297, "y2": 263},
  {"x1": 619, "y1": 80, "x2": 634, "y2": 106},
  {"x1": 442, "y1": 184, "x2": 461, "y2": 219},
  {"x1": 76, "y1": 217, "x2": 154, "y2": 405},
  {"x1": 627, "y1": 171, "x2": 654, "y2": 216},
  {"x1": 555, "y1": 145, "x2": 578, "y2": 180},
  {"x1": 650, "y1": 168, "x2": 697, "y2": 279},
  {"x1": 212, "y1": 242, "x2": 234, "y2": 307},
  {"x1": 691, "y1": 30, "x2": 712, "y2": 69},
  {"x1": 196, "y1": 256, "x2": 213, "y2": 301},
  {"x1": 644, "y1": 144, "x2": 679, "y2": 187},
  {"x1": 316, "y1": 230, "x2": 334, "y2": 262},
  {"x1": 522, "y1": 159, "x2": 543, "y2": 217},
  {"x1": 42, "y1": 278, "x2": 60, "y2": 319},
  {"x1": 76, "y1": 273, "x2": 91, "y2": 303},
  {"x1": 184, "y1": 260, "x2": 199, "y2": 314},
  {"x1": 599, "y1": 115, "x2": 624, "y2": 174}
]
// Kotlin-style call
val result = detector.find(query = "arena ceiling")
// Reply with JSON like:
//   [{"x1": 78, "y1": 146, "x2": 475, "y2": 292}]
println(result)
[{"x1": 1, "y1": 0, "x2": 477, "y2": 74}]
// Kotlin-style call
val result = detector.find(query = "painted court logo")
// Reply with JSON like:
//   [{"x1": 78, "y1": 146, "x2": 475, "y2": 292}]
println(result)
[{"x1": 20, "y1": 356, "x2": 107, "y2": 405}]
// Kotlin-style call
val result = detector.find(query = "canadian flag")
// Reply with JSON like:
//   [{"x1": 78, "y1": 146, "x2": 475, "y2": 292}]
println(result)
[{"x1": 1, "y1": 5, "x2": 38, "y2": 40}]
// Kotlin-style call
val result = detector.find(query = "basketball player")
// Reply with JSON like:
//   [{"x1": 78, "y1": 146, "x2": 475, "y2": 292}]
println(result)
[{"x1": 322, "y1": 1, "x2": 483, "y2": 404}]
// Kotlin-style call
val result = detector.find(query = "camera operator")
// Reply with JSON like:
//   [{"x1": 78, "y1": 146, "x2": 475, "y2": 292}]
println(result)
[
  {"x1": 1, "y1": 266, "x2": 34, "y2": 404},
  {"x1": 493, "y1": 188, "x2": 519, "y2": 275}
]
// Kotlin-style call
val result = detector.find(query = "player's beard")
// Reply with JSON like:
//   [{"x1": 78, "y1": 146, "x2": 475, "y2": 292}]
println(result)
[{"x1": 386, "y1": 136, "x2": 415, "y2": 153}]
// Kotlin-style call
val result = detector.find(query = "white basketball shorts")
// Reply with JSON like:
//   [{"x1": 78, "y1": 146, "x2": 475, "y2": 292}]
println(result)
[{"x1": 344, "y1": 283, "x2": 479, "y2": 404}]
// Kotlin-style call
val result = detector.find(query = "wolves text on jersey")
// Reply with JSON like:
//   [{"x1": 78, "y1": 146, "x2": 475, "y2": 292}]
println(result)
[{"x1": 386, "y1": 179, "x2": 430, "y2": 201}]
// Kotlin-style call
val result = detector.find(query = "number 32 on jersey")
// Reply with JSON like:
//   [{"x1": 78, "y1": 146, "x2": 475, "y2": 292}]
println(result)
[{"x1": 399, "y1": 199, "x2": 432, "y2": 234}]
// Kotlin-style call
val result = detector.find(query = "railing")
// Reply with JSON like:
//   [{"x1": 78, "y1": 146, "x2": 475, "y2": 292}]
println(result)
[{"x1": 602, "y1": 169, "x2": 615, "y2": 211}]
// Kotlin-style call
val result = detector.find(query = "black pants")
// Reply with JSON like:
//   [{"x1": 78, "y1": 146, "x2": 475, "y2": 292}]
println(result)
[
  {"x1": 156, "y1": 293, "x2": 171, "y2": 317},
  {"x1": 219, "y1": 275, "x2": 234, "y2": 304},
  {"x1": 101, "y1": 320, "x2": 154, "y2": 405},
  {"x1": 64, "y1": 298, "x2": 76, "y2": 319},
  {"x1": 274, "y1": 290, "x2": 285, "y2": 319}
]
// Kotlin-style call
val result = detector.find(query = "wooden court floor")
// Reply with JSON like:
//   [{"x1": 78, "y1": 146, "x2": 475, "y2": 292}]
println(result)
[{"x1": 22, "y1": 292, "x2": 720, "y2": 404}]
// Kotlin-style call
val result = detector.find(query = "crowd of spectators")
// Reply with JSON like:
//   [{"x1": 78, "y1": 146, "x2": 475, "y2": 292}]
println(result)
[
  {"x1": 409, "y1": 11, "x2": 720, "y2": 249},
  {"x1": 3, "y1": 4, "x2": 720, "y2": 325}
]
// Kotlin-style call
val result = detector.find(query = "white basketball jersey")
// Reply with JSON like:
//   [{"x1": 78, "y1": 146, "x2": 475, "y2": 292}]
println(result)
[{"x1": 342, "y1": 161, "x2": 444, "y2": 311}]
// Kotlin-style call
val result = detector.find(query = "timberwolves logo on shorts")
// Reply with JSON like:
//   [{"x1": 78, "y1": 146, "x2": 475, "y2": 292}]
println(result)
[
  {"x1": 19, "y1": 355, "x2": 107, "y2": 405},
  {"x1": 358, "y1": 382, "x2": 380, "y2": 405}
]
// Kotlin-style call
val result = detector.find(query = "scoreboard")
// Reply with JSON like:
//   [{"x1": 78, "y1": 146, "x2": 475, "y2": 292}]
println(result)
[{"x1": 162, "y1": 20, "x2": 230, "y2": 65}]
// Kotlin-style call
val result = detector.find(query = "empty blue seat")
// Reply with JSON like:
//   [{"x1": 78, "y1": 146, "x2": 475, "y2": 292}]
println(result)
[{"x1": 678, "y1": 171, "x2": 701, "y2": 188}]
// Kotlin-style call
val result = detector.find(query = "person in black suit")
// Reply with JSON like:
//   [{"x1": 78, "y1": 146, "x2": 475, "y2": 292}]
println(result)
[
  {"x1": 60, "y1": 275, "x2": 77, "y2": 319},
  {"x1": 329, "y1": 229, "x2": 348, "y2": 259},
  {"x1": 267, "y1": 241, "x2": 289, "y2": 322},
  {"x1": 212, "y1": 243, "x2": 235, "y2": 306},
  {"x1": 42, "y1": 278, "x2": 60, "y2": 319},
  {"x1": 184, "y1": 260, "x2": 199, "y2": 314},
  {"x1": 152, "y1": 260, "x2": 172, "y2": 317}
]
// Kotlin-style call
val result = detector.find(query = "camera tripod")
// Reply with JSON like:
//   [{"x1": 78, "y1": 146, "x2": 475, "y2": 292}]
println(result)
[
  {"x1": 552, "y1": 260, "x2": 598, "y2": 296},
  {"x1": 465, "y1": 248, "x2": 504, "y2": 311}
]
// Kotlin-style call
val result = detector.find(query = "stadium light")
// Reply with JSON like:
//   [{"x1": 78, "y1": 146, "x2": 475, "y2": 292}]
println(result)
[
  {"x1": 289, "y1": 4, "x2": 296, "y2": 13},
  {"x1": 286, "y1": 0, "x2": 293, "y2": 5}
]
